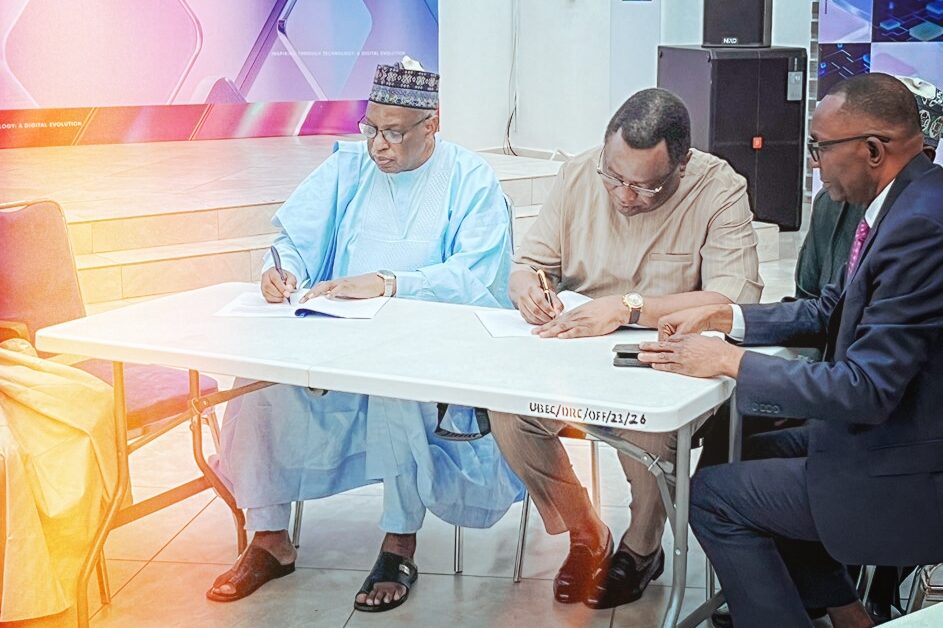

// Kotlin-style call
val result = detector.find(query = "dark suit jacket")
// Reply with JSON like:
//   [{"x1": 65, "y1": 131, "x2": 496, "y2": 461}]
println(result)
[
  {"x1": 736, "y1": 153, "x2": 943, "y2": 566},
  {"x1": 794, "y1": 191, "x2": 866, "y2": 300}
]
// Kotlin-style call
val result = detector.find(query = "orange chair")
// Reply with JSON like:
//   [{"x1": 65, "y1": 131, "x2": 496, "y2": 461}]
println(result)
[{"x1": 0, "y1": 200, "x2": 220, "y2": 624}]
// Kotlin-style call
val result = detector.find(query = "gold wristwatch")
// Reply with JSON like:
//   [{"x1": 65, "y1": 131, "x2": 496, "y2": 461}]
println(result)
[{"x1": 622, "y1": 292, "x2": 643, "y2": 325}]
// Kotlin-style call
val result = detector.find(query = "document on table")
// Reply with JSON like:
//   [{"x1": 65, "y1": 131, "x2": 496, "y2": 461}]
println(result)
[
  {"x1": 214, "y1": 290, "x2": 390, "y2": 319},
  {"x1": 475, "y1": 291, "x2": 592, "y2": 337}
]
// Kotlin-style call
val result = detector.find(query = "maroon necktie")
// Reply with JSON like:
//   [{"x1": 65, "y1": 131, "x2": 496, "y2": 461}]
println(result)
[{"x1": 846, "y1": 218, "x2": 871, "y2": 280}]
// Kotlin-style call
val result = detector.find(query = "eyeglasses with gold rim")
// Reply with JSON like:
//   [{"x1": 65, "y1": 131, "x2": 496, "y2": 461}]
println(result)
[{"x1": 596, "y1": 150, "x2": 678, "y2": 197}]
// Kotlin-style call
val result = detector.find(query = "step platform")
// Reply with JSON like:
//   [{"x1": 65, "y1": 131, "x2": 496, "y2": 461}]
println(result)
[{"x1": 1, "y1": 135, "x2": 778, "y2": 311}]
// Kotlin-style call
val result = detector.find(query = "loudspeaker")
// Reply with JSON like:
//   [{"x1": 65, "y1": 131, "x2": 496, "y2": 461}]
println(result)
[
  {"x1": 657, "y1": 46, "x2": 807, "y2": 230},
  {"x1": 703, "y1": 0, "x2": 772, "y2": 48}
]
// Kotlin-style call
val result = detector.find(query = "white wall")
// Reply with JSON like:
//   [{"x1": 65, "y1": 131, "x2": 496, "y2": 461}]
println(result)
[
  {"x1": 437, "y1": 0, "x2": 512, "y2": 150},
  {"x1": 439, "y1": 0, "x2": 620, "y2": 155},
  {"x1": 438, "y1": 0, "x2": 813, "y2": 154},
  {"x1": 512, "y1": 0, "x2": 612, "y2": 154},
  {"x1": 770, "y1": 0, "x2": 815, "y2": 49},
  {"x1": 609, "y1": 0, "x2": 664, "y2": 116},
  {"x1": 659, "y1": 0, "x2": 702, "y2": 46}
]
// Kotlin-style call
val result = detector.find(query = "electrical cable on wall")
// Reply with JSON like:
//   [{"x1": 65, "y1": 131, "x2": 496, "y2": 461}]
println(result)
[{"x1": 504, "y1": 0, "x2": 520, "y2": 156}]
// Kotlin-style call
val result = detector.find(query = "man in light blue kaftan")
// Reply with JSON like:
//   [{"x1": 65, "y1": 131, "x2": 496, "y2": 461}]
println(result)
[{"x1": 207, "y1": 60, "x2": 523, "y2": 612}]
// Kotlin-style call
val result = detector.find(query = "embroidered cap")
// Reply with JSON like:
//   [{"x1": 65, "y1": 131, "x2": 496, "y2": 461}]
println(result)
[
  {"x1": 368, "y1": 56, "x2": 439, "y2": 110},
  {"x1": 895, "y1": 75, "x2": 943, "y2": 149}
]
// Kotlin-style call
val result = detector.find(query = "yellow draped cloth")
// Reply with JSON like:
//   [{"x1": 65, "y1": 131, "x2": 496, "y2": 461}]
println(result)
[{"x1": 0, "y1": 340, "x2": 119, "y2": 621}]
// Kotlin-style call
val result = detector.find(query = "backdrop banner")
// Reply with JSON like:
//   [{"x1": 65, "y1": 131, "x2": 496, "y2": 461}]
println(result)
[{"x1": 0, "y1": 0, "x2": 438, "y2": 148}]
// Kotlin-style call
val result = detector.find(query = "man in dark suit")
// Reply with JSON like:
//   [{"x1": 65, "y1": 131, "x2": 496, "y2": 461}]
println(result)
[
  {"x1": 796, "y1": 76, "x2": 942, "y2": 301},
  {"x1": 637, "y1": 72, "x2": 943, "y2": 627},
  {"x1": 704, "y1": 76, "x2": 943, "y2": 626}
]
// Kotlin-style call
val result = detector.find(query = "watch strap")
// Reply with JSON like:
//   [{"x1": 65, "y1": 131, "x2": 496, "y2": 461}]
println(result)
[
  {"x1": 622, "y1": 293, "x2": 642, "y2": 325},
  {"x1": 377, "y1": 270, "x2": 396, "y2": 297}
]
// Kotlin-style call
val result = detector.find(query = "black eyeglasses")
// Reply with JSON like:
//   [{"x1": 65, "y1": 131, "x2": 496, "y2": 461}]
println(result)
[
  {"x1": 807, "y1": 134, "x2": 891, "y2": 162},
  {"x1": 596, "y1": 150, "x2": 677, "y2": 197},
  {"x1": 358, "y1": 115, "x2": 432, "y2": 145}
]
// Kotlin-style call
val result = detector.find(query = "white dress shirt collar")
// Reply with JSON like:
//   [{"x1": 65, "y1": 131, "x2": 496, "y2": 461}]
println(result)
[
  {"x1": 727, "y1": 178, "x2": 896, "y2": 342},
  {"x1": 864, "y1": 178, "x2": 894, "y2": 228}
]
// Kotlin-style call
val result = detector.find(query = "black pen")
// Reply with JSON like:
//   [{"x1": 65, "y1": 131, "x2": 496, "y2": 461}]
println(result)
[
  {"x1": 270, "y1": 245, "x2": 287, "y2": 283},
  {"x1": 270, "y1": 245, "x2": 292, "y2": 303}
]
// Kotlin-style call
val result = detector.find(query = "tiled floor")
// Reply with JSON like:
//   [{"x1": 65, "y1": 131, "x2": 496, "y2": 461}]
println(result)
[
  {"x1": 15, "y1": 258, "x2": 797, "y2": 628},
  {"x1": 82, "y1": 422, "x2": 711, "y2": 628}
]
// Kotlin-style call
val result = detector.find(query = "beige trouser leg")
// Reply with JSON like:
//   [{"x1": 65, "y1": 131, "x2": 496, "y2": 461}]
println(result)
[
  {"x1": 616, "y1": 430, "x2": 676, "y2": 556},
  {"x1": 490, "y1": 411, "x2": 595, "y2": 535},
  {"x1": 490, "y1": 411, "x2": 676, "y2": 556}
]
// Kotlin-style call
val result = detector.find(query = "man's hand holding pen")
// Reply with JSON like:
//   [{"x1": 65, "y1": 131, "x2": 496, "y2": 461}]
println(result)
[
  {"x1": 509, "y1": 267, "x2": 564, "y2": 325},
  {"x1": 261, "y1": 245, "x2": 298, "y2": 303},
  {"x1": 261, "y1": 268, "x2": 297, "y2": 303}
]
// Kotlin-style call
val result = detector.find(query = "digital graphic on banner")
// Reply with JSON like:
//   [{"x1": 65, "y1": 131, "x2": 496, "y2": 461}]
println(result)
[
  {"x1": 0, "y1": 0, "x2": 438, "y2": 148},
  {"x1": 816, "y1": 0, "x2": 943, "y2": 180},
  {"x1": 819, "y1": 0, "x2": 943, "y2": 100}
]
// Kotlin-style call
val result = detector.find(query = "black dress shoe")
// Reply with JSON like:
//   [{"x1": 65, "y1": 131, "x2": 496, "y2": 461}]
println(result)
[
  {"x1": 584, "y1": 546, "x2": 664, "y2": 609},
  {"x1": 865, "y1": 600, "x2": 893, "y2": 624},
  {"x1": 710, "y1": 604, "x2": 734, "y2": 628},
  {"x1": 553, "y1": 530, "x2": 613, "y2": 604},
  {"x1": 710, "y1": 602, "x2": 827, "y2": 627}
]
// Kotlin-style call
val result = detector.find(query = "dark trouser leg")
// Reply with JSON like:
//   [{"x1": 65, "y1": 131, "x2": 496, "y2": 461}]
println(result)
[
  {"x1": 696, "y1": 401, "x2": 804, "y2": 470},
  {"x1": 742, "y1": 425, "x2": 809, "y2": 460},
  {"x1": 738, "y1": 426, "x2": 842, "y2": 610},
  {"x1": 848, "y1": 564, "x2": 915, "y2": 619},
  {"x1": 690, "y1": 457, "x2": 858, "y2": 628},
  {"x1": 869, "y1": 565, "x2": 914, "y2": 609}
]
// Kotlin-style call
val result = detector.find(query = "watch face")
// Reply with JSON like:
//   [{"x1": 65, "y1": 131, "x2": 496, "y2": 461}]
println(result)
[{"x1": 626, "y1": 293, "x2": 644, "y2": 308}]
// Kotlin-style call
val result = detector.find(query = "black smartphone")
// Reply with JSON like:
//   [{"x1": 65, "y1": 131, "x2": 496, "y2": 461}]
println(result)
[{"x1": 612, "y1": 343, "x2": 650, "y2": 368}]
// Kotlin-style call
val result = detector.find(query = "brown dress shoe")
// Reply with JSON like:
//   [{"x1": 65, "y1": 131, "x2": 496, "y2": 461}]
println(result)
[{"x1": 553, "y1": 530, "x2": 613, "y2": 604}]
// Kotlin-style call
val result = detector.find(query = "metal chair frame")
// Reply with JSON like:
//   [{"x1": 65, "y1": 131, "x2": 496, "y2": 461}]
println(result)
[{"x1": 0, "y1": 200, "x2": 225, "y2": 625}]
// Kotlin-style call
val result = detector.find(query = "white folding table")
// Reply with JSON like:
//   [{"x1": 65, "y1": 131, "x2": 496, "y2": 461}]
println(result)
[{"x1": 37, "y1": 282, "x2": 777, "y2": 627}]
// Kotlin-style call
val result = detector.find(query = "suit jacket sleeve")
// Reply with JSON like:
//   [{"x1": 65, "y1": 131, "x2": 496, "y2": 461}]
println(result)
[
  {"x1": 736, "y1": 213, "x2": 943, "y2": 424},
  {"x1": 737, "y1": 276, "x2": 843, "y2": 348}
]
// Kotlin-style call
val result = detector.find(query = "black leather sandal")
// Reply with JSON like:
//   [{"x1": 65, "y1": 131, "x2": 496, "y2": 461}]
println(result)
[
  {"x1": 206, "y1": 545, "x2": 295, "y2": 602},
  {"x1": 353, "y1": 551, "x2": 419, "y2": 613}
]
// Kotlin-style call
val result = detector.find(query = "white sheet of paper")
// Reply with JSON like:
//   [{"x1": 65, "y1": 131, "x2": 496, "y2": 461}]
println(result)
[
  {"x1": 294, "y1": 295, "x2": 390, "y2": 319},
  {"x1": 215, "y1": 291, "x2": 390, "y2": 319},
  {"x1": 214, "y1": 291, "x2": 296, "y2": 317},
  {"x1": 557, "y1": 291, "x2": 592, "y2": 310},
  {"x1": 475, "y1": 291, "x2": 593, "y2": 338}
]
